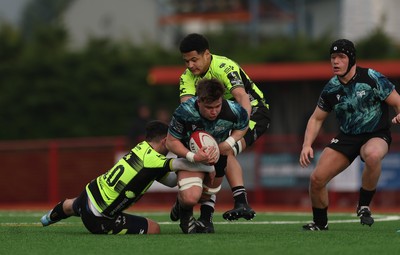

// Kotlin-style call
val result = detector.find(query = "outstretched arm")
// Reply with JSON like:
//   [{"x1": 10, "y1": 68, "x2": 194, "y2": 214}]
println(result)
[{"x1": 299, "y1": 107, "x2": 329, "y2": 167}]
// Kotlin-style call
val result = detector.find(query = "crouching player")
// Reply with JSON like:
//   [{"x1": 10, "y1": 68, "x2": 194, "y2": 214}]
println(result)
[
  {"x1": 166, "y1": 78, "x2": 249, "y2": 234},
  {"x1": 40, "y1": 120, "x2": 215, "y2": 235}
]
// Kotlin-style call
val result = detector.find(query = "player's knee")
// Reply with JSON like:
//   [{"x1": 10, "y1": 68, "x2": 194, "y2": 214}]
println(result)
[
  {"x1": 363, "y1": 151, "x2": 383, "y2": 167},
  {"x1": 180, "y1": 191, "x2": 202, "y2": 206},
  {"x1": 310, "y1": 172, "x2": 327, "y2": 189},
  {"x1": 178, "y1": 177, "x2": 203, "y2": 206}
]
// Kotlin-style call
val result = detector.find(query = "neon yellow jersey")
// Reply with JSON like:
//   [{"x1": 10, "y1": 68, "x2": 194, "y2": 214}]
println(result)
[
  {"x1": 86, "y1": 141, "x2": 172, "y2": 217},
  {"x1": 179, "y1": 54, "x2": 268, "y2": 108}
]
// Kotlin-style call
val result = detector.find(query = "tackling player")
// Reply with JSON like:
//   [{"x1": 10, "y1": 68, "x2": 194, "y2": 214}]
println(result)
[
  {"x1": 176, "y1": 33, "x2": 271, "y2": 222},
  {"x1": 40, "y1": 120, "x2": 215, "y2": 234}
]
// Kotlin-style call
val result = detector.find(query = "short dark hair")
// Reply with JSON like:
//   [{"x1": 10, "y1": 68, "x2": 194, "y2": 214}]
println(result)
[
  {"x1": 196, "y1": 78, "x2": 225, "y2": 104},
  {"x1": 179, "y1": 33, "x2": 209, "y2": 54},
  {"x1": 145, "y1": 120, "x2": 168, "y2": 142}
]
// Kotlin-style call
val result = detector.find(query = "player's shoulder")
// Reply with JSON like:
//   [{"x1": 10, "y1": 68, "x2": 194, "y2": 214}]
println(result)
[
  {"x1": 225, "y1": 99, "x2": 247, "y2": 116},
  {"x1": 175, "y1": 97, "x2": 197, "y2": 116},
  {"x1": 322, "y1": 76, "x2": 341, "y2": 94},
  {"x1": 131, "y1": 141, "x2": 152, "y2": 157},
  {"x1": 180, "y1": 68, "x2": 196, "y2": 84},
  {"x1": 180, "y1": 97, "x2": 196, "y2": 108},
  {"x1": 364, "y1": 67, "x2": 384, "y2": 80},
  {"x1": 181, "y1": 68, "x2": 195, "y2": 78},
  {"x1": 211, "y1": 54, "x2": 239, "y2": 69},
  {"x1": 140, "y1": 143, "x2": 168, "y2": 167},
  {"x1": 226, "y1": 98, "x2": 241, "y2": 108}
]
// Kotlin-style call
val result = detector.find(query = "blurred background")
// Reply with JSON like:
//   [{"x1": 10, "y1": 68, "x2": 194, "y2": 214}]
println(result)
[{"x1": 1, "y1": 0, "x2": 400, "y2": 210}]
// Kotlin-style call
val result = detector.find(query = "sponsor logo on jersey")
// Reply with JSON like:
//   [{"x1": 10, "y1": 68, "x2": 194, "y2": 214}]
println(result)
[
  {"x1": 224, "y1": 65, "x2": 234, "y2": 74},
  {"x1": 356, "y1": 90, "x2": 366, "y2": 97},
  {"x1": 227, "y1": 71, "x2": 243, "y2": 86}
]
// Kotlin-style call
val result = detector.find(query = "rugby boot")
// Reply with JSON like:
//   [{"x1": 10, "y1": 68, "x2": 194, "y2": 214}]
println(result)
[{"x1": 222, "y1": 203, "x2": 256, "y2": 221}]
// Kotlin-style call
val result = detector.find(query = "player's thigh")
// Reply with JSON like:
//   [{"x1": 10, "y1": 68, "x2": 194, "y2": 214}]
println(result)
[
  {"x1": 243, "y1": 107, "x2": 270, "y2": 147},
  {"x1": 312, "y1": 147, "x2": 350, "y2": 184},
  {"x1": 250, "y1": 107, "x2": 270, "y2": 133},
  {"x1": 203, "y1": 175, "x2": 223, "y2": 189},
  {"x1": 203, "y1": 176, "x2": 224, "y2": 188},
  {"x1": 177, "y1": 170, "x2": 204, "y2": 180},
  {"x1": 360, "y1": 137, "x2": 388, "y2": 162}
]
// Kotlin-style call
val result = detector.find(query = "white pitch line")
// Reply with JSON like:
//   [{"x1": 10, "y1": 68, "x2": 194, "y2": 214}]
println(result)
[
  {"x1": 160, "y1": 215, "x2": 400, "y2": 225},
  {"x1": 2, "y1": 215, "x2": 399, "y2": 227}
]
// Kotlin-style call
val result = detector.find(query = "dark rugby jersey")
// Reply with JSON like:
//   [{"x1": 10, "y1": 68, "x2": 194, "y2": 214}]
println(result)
[{"x1": 317, "y1": 67, "x2": 395, "y2": 135}]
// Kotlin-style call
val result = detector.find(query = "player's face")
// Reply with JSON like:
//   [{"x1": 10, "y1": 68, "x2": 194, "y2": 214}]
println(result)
[
  {"x1": 330, "y1": 53, "x2": 349, "y2": 76},
  {"x1": 197, "y1": 98, "x2": 222, "y2": 121},
  {"x1": 182, "y1": 50, "x2": 211, "y2": 76}
]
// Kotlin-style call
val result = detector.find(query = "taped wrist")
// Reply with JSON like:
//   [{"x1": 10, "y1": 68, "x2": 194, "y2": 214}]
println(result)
[
  {"x1": 225, "y1": 136, "x2": 236, "y2": 149},
  {"x1": 232, "y1": 140, "x2": 243, "y2": 156},
  {"x1": 185, "y1": 151, "x2": 195, "y2": 162}
]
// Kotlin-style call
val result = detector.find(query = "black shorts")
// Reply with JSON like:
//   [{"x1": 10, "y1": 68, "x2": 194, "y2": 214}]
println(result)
[
  {"x1": 327, "y1": 129, "x2": 392, "y2": 163},
  {"x1": 73, "y1": 191, "x2": 148, "y2": 234},
  {"x1": 214, "y1": 155, "x2": 228, "y2": 178},
  {"x1": 243, "y1": 105, "x2": 271, "y2": 147}
]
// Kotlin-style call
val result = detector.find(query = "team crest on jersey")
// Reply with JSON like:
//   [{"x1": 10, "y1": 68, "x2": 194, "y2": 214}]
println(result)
[{"x1": 356, "y1": 90, "x2": 366, "y2": 97}]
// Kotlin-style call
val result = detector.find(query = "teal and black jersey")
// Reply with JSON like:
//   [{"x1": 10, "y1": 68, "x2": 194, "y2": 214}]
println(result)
[
  {"x1": 86, "y1": 141, "x2": 172, "y2": 218},
  {"x1": 168, "y1": 97, "x2": 249, "y2": 146},
  {"x1": 317, "y1": 67, "x2": 395, "y2": 135}
]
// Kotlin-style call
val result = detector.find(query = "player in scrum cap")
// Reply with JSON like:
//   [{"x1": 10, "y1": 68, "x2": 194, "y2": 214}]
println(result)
[{"x1": 300, "y1": 39, "x2": 400, "y2": 230}]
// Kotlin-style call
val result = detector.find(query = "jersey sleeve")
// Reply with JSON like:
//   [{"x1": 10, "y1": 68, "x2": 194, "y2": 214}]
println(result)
[
  {"x1": 317, "y1": 80, "x2": 335, "y2": 112},
  {"x1": 213, "y1": 57, "x2": 245, "y2": 96},
  {"x1": 168, "y1": 103, "x2": 187, "y2": 140},
  {"x1": 230, "y1": 101, "x2": 249, "y2": 130},
  {"x1": 179, "y1": 70, "x2": 196, "y2": 98},
  {"x1": 368, "y1": 69, "x2": 395, "y2": 100}
]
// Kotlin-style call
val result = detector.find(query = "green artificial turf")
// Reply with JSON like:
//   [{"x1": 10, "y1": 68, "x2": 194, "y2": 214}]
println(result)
[{"x1": 1, "y1": 210, "x2": 399, "y2": 255}]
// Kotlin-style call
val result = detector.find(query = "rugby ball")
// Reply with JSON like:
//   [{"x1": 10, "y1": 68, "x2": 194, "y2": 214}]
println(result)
[{"x1": 189, "y1": 131, "x2": 220, "y2": 163}]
